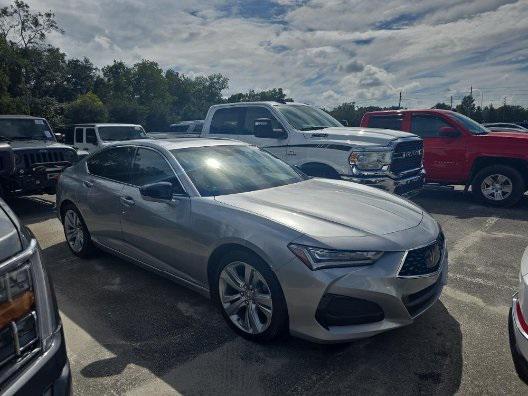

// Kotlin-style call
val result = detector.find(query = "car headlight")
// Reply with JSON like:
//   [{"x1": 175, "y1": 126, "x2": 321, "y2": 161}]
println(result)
[
  {"x1": 288, "y1": 243, "x2": 383, "y2": 270},
  {"x1": 349, "y1": 151, "x2": 391, "y2": 171},
  {"x1": 64, "y1": 150, "x2": 76, "y2": 162}
]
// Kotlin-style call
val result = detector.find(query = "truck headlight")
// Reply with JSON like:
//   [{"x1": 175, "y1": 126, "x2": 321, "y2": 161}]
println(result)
[
  {"x1": 349, "y1": 151, "x2": 391, "y2": 171},
  {"x1": 288, "y1": 243, "x2": 383, "y2": 270},
  {"x1": 64, "y1": 150, "x2": 76, "y2": 162}
]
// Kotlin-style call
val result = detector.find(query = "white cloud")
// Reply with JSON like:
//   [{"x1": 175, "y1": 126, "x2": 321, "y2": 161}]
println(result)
[{"x1": 19, "y1": 0, "x2": 528, "y2": 108}]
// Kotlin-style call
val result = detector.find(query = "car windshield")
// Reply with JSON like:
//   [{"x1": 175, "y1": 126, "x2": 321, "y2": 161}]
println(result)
[
  {"x1": 98, "y1": 126, "x2": 148, "y2": 141},
  {"x1": 450, "y1": 113, "x2": 489, "y2": 135},
  {"x1": 0, "y1": 119, "x2": 55, "y2": 141},
  {"x1": 171, "y1": 145, "x2": 306, "y2": 196},
  {"x1": 276, "y1": 105, "x2": 342, "y2": 131}
]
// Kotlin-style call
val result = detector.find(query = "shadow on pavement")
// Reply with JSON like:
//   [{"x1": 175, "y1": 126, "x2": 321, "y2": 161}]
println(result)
[
  {"x1": 413, "y1": 188, "x2": 528, "y2": 221},
  {"x1": 42, "y1": 241, "x2": 463, "y2": 394},
  {"x1": 5, "y1": 195, "x2": 56, "y2": 223}
]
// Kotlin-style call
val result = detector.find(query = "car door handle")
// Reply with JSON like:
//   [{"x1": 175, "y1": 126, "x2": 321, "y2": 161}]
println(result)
[
  {"x1": 83, "y1": 180, "x2": 93, "y2": 188},
  {"x1": 120, "y1": 196, "x2": 135, "y2": 207}
]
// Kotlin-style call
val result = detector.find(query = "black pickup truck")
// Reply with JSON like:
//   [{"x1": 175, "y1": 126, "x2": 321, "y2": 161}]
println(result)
[{"x1": 0, "y1": 115, "x2": 78, "y2": 197}]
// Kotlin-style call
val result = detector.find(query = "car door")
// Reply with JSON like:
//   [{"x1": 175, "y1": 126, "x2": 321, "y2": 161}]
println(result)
[
  {"x1": 119, "y1": 147, "x2": 196, "y2": 284},
  {"x1": 73, "y1": 127, "x2": 84, "y2": 151},
  {"x1": 242, "y1": 106, "x2": 288, "y2": 161},
  {"x1": 82, "y1": 146, "x2": 135, "y2": 249},
  {"x1": 410, "y1": 113, "x2": 467, "y2": 183}
]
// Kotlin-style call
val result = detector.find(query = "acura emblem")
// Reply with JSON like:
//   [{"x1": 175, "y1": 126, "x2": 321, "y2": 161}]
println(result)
[{"x1": 425, "y1": 244, "x2": 441, "y2": 269}]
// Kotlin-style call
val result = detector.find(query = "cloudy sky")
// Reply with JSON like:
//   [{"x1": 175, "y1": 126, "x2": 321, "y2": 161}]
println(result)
[{"x1": 12, "y1": 0, "x2": 528, "y2": 108}]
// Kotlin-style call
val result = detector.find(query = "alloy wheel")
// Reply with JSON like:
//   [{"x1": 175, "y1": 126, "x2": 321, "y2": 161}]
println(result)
[
  {"x1": 481, "y1": 174, "x2": 513, "y2": 201},
  {"x1": 64, "y1": 209, "x2": 85, "y2": 253},
  {"x1": 219, "y1": 261, "x2": 273, "y2": 335}
]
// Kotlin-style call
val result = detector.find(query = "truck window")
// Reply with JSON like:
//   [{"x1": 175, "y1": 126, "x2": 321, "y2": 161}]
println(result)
[
  {"x1": 210, "y1": 108, "x2": 246, "y2": 134},
  {"x1": 368, "y1": 115, "x2": 403, "y2": 130},
  {"x1": 411, "y1": 114, "x2": 452, "y2": 138},
  {"x1": 86, "y1": 128, "x2": 97, "y2": 144},
  {"x1": 244, "y1": 107, "x2": 283, "y2": 134},
  {"x1": 65, "y1": 130, "x2": 74, "y2": 145},
  {"x1": 75, "y1": 128, "x2": 84, "y2": 143}
]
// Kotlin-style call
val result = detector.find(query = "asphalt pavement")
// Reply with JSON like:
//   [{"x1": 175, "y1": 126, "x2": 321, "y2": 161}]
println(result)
[{"x1": 9, "y1": 187, "x2": 528, "y2": 395}]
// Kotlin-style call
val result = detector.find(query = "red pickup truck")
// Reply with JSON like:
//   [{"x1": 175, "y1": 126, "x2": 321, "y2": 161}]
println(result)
[{"x1": 360, "y1": 109, "x2": 528, "y2": 207}]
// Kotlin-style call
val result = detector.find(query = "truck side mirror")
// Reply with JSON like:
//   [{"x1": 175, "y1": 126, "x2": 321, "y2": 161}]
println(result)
[
  {"x1": 254, "y1": 118, "x2": 286, "y2": 139},
  {"x1": 438, "y1": 126, "x2": 461, "y2": 138}
]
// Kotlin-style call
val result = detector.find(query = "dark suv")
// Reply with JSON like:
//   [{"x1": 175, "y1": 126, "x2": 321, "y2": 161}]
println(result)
[
  {"x1": 0, "y1": 198, "x2": 70, "y2": 394},
  {"x1": 0, "y1": 116, "x2": 77, "y2": 197}
]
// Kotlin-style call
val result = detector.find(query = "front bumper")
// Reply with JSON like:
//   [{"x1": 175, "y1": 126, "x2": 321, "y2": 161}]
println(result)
[
  {"x1": 341, "y1": 169, "x2": 425, "y2": 196},
  {"x1": 2, "y1": 166, "x2": 65, "y2": 195},
  {"x1": 276, "y1": 248, "x2": 448, "y2": 343}
]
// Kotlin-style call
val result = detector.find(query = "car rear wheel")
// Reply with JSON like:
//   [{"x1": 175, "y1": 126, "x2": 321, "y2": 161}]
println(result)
[
  {"x1": 471, "y1": 165, "x2": 525, "y2": 207},
  {"x1": 213, "y1": 250, "x2": 288, "y2": 342},
  {"x1": 62, "y1": 204, "x2": 96, "y2": 258}
]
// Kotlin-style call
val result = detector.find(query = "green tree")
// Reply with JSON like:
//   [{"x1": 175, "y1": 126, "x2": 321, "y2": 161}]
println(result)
[
  {"x1": 432, "y1": 102, "x2": 451, "y2": 110},
  {"x1": 456, "y1": 95, "x2": 476, "y2": 117},
  {"x1": 227, "y1": 88, "x2": 293, "y2": 103},
  {"x1": 64, "y1": 92, "x2": 107, "y2": 124}
]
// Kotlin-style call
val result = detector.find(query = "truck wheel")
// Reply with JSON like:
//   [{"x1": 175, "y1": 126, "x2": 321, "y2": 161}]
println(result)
[{"x1": 471, "y1": 165, "x2": 525, "y2": 207}]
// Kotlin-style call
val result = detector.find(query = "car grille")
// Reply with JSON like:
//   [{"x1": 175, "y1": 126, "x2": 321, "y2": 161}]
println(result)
[
  {"x1": 402, "y1": 278, "x2": 441, "y2": 316},
  {"x1": 20, "y1": 149, "x2": 66, "y2": 169},
  {"x1": 390, "y1": 140, "x2": 423, "y2": 175},
  {"x1": 399, "y1": 232, "x2": 445, "y2": 277}
]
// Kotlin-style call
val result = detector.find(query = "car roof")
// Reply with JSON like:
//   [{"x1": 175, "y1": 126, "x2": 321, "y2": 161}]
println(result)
[
  {"x1": 0, "y1": 115, "x2": 45, "y2": 120},
  {"x1": 365, "y1": 109, "x2": 456, "y2": 116},
  {"x1": 106, "y1": 138, "x2": 248, "y2": 151}
]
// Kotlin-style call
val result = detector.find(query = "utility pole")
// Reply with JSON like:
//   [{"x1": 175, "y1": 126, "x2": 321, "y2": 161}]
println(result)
[
  {"x1": 398, "y1": 91, "x2": 402, "y2": 109},
  {"x1": 470, "y1": 86, "x2": 473, "y2": 97},
  {"x1": 450, "y1": 96, "x2": 453, "y2": 109},
  {"x1": 480, "y1": 91, "x2": 483, "y2": 108}
]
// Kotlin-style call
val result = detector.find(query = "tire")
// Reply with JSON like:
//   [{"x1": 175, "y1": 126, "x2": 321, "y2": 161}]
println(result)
[
  {"x1": 62, "y1": 203, "x2": 96, "y2": 258},
  {"x1": 212, "y1": 249, "x2": 288, "y2": 342},
  {"x1": 301, "y1": 163, "x2": 340, "y2": 179},
  {"x1": 471, "y1": 165, "x2": 525, "y2": 207}
]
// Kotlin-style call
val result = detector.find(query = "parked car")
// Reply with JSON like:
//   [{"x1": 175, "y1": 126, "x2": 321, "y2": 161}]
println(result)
[
  {"x1": 360, "y1": 109, "x2": 528, "y2": 207},
  {"x1": 64, "y1": 123, "x2": 148, "y2": 154},
  {"x1": 195, "y1": 102, "x2": 425, "y2": 196},
  {"x1": 56, "y1": 138, "x2": 447, "y2": 343},
  {"x1": 0, "y1": 115, "x2": 78, "y2": 197},
  {"x1": 483, "y1": 123, "x2": 528, "y2": 133},
  {"x1": 0, "y1": 198, "x2": 70, "y2": 394},
  {"x1": 149, "y1": 120, "x2": 204, "y2": 139},
  {"x1": 509, "y1": 247, "x2": 528, "y2": 384}
]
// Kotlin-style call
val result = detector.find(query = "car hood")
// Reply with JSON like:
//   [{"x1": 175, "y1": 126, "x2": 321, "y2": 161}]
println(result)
[
  {"x1": 303, "y1": 127, "x2": 417, "y2": 147},
  {"x1": 215, "y1": 178, "x2": 424, "y2": 238},
  {"x1": 8, "y1": 140, "x2": 74, "y2": 150},
  {"x1": 0, "y1": 201, "x2": 22, "y2": 262},
  {"x1": 487, "y1": 131, "x2": 528, "y2": 139}
]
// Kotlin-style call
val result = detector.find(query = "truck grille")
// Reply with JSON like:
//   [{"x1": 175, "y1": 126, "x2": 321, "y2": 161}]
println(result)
[
  {"x1": 390, "y1": 140, "x2": 423, "y2": 174},
  {"x1": 399, "y1": 233, "x2": 445, "y2": 277},
  {"x1": 21, "y1": 150, "x2": 66, "y2": 169}
]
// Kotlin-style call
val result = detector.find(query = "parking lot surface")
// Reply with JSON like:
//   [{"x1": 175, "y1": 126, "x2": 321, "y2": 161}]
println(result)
[{"x1": 10, "y1": 188, "x2": 528, "y2": 395}]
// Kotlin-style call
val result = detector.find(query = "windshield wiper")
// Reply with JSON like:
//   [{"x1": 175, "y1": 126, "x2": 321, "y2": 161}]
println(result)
[{"x1": 299, "y1": 126, "x2": 329, "y2": 131}]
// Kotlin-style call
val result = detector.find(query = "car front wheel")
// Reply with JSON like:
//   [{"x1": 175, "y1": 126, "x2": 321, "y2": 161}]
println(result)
[
  {"x1": 62, "y1": 204, "x2": 96, "y2": 258},
  {"x1": 213, "y1": 250, "x2": 288, "y2": 342},
  {"x1": 471, "y1": 165, "x2": 525, "y2": 207}
]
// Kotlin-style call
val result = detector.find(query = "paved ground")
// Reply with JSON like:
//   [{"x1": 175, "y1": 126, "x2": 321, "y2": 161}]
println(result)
[{"x1": 8, "y1": 188, "x2": 528, "y2": 395}]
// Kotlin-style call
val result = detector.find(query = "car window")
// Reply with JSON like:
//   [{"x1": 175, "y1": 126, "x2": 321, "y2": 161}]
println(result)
[
  {"x1": 86, "y1": 128, "x2": 97, "y2": 144},
  {"x1": 191, "y1": 121, "x2": 203, "y2": 133},
  {"x1": 130, "y1": 148, "x2": 184, "y2": 193},
  {"x1": 411, "y1": 115, "x2": 452, "y2": 138},
  {"x1": 368, "y1": 115, "x2": 403, "y2": 131},
  {"x1": 244, "y1": 107, "x2": 283, "y2": 135},
  {"x1": 210, "y1": 107, "x2": 246, "y2": 134},
  {"x1": 87, "y1": 146, "x2": 135, "y2": 183},
  {"x1": 75, "y1": 128, "x2": 83, "y2": 143}
]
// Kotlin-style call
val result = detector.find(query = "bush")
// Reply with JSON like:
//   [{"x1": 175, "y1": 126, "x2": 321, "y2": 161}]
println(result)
[{"x1": 64, "y1": 92, "x2": 107, "y2": 124}]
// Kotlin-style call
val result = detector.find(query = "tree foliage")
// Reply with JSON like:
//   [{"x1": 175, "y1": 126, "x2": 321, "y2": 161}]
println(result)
[{"x1": 64, "y1": 92, "x2": 107, "y2": 124}]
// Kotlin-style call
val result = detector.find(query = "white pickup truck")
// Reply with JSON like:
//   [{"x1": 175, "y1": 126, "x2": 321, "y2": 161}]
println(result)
[{"x1": 196, "y1": 101, "x2": 425, "y2": 195}]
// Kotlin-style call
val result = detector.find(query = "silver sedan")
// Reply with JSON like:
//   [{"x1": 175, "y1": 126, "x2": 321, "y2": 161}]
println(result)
[{"x1": 56, "y1": 138, "x2": 448, "y2": 343}]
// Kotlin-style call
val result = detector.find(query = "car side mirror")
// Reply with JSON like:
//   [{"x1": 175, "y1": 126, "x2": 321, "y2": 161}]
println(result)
[
  {"x1": 254, "y1": 118, "x2": 286, "y2": 139},
  {"x1": 140, "y1": 181, "x2": 174, "y2": 201},
  {"x1": 439, "y1": 126, "x2": 461, "y2": 138}
]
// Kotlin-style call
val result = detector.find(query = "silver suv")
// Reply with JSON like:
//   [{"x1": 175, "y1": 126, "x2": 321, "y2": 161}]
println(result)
[{"x1": 56, "y1": 138, "x2": 447, "y2": 343}]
